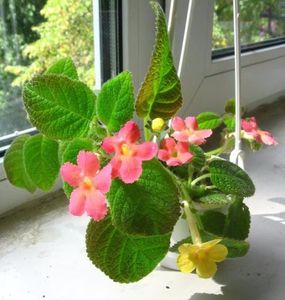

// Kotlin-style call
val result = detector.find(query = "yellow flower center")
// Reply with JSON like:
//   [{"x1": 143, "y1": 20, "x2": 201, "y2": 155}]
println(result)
[
  {"x1": 151, "y1": 118, "x2": 165, "y2": 132},
  {"x1": 121, "y1": 143, "x2": 133, "y2": 156},
  {"x1": 82, "y1": 177, "x2": 93, "y2": 190}
]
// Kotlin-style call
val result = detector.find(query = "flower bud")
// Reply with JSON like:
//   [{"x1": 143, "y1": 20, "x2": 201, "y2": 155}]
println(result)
[{"x1": 151, "y1": 118, "x2": 165, "y2": 132}]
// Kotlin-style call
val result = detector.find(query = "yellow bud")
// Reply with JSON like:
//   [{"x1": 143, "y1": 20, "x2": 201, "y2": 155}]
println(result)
[{"x1": 151, "y1": 118, "x2": 165, "y2": 132}]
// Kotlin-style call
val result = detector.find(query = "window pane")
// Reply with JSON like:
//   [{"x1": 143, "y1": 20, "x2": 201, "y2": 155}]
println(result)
[
  {"x1": 213, "y1": 0, "x2": 285, "y2": 51},
  {"x1": 0, "y1": 0, "x2": 94, "y2": 138}
]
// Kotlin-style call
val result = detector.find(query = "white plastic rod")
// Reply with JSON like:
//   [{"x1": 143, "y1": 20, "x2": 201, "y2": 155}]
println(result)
[
  {"x1": 230, "y1": 0, "x2": 244, "y2": 169},
  {"x1": 178, "y1": 0, "x2": 195, "y2": 77},
  {"x1": 167, "y1": 0, "x2": 177, "y2": 44}
]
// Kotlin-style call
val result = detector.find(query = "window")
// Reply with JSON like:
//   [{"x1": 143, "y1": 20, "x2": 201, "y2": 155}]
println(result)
[
  {"x1": 0, "y1": 0, "x2": 95, "y2": 155},
  {"x1": 213, "y1": 0, "x2": 285, "y2": 58}
]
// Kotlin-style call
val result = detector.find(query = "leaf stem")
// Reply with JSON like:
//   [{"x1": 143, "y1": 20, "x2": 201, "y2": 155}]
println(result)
[
  {"x1": 179, "y1": 184, "x2": 202, "y2": 244},
  {"x1": 191, "y1": 173, "x2": 211, "y2": 186},
  {"x1": 205, "y1": 145, "x2": 225, "y2": 157}
]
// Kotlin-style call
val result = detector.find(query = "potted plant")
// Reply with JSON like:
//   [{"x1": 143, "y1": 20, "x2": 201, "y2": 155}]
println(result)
[{"x1": 4, "y1": 2, "x2": 277, "y2": 282}]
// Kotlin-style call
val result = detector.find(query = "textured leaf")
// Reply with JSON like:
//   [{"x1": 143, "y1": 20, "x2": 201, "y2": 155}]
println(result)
[
  {"x1": 223, "y1": 114, "x2": 235, "y2": 131},
  {"x1": 225, "y1": 98, "x2": 235, "y2": 114},
  {"x1": 23, "y1": 134, "x2": 59, "y2": 191},
  {"x1": 224, "y1": 199, "x2": 251, "y2": 240},
  {"x1": 209, "y1": 160, "x2": 255, "y2": 197},
  {"x1": 189, "y1": 144, "x2": 205, "y2": 171},
  {"x1": 86, "y1": 215, "x2": 170, "y2": 283},
  {"x1": 60, "y1": 138, "x2": 94, "y2": 198},
  {"x1": 196, "y1": 112, "x2": 223, "y2": 129},
  {"x1": 108, "y1": 159, "x2": 180, "y2": 236},
  {"x1": 136, "y1": 2, "x2": 182, "y2": 120},
  {"x1": 23, "y1": 75, "x2": 96, "y2": 140},
  {"x1": 197, "y1": 192, "x2": 233, "y2": 207},
  {"x1": 45, "y1": 57, "x2": 78, "y2": 80},
  {"x1": 97, "y1": 71, "x2": 134, "y2": 132},
  {"x1": 199, "y1": 210, "x2": 226, "y2": 236},
  {"x1": 170, "y1": 231, "x2": 249, "y2": 258},
  {"x1": 4, "y1": 135, "x2": 36, "y2": 192}
]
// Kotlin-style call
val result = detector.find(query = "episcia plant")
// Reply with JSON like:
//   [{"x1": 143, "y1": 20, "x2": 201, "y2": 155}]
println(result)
[{"x1": 4, "y1": 2, "x2": 277, "y2": 282}]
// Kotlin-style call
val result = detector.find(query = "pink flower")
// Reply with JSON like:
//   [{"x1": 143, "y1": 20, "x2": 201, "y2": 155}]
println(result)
[
  {"x1": 171, "y1": 116, "x2": 212, "y2": 145},
  {"x1": 158, "y1": 138, "x2": 193, "y2": 166},
  {"x1": 60, "y1": 151, "x2": 112, "y2": 221},
  {"x1": 102, "y1": 121, "x2": 158, "y2": 183},
  {"x1": 241, "y1": 117, "x2": 277, "y2": 146}
]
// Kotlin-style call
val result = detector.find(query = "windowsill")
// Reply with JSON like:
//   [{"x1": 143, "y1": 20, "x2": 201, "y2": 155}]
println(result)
[{"x1": 207, "y1": 43, "x2": 285, "y2": 76}]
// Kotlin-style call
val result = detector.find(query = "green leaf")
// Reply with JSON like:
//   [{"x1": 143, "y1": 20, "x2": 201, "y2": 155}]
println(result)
[
  {"x1": 196, "y1": 112, "x2": 223, "y2": 129},
  {"x1": 4, "y1": 135, "x2": 36, "y2": 192},
  {"x1": 108, "y1": 159, "x2": 181, "y2": 236},
  {"x1": 223, "y1": 114, "x2": 235, "y2": 131},
  {"x1": 23, "y1": 134, "x2": 59, "y2": 191},
  {"x1": 199, "y1": 210, "x2": 226, "y2": 236},
  {"x1": 170, "y1": 231, "x2": 249, "y2": 258},
  {"x1": 136, "y1": 2, "x2": 182, "y2": 120},
  {"x1": 86, "y1": 215, "x2": 170, "y2": 283},
  {"x1": 60, "y1": 138, "x2": 94, "y2": 198},
  {"x1": 97, "y1": 71, "x2": 134, "y2": 132},
  {"x1": 45, "y1": 57, "x2": 78, "y2": 80},
  {"x1": 209, "y1": 160, "x2": 255, "y2": 197},
  {"x1": 197, "y1": 192, "x2": 233, "y2": 208},
  {"x1": 189, "y1": 144, "x2": 205, "y2": 171},
  {"x1": 23, "y1": 75, "x2": 96, "y2": 140},
  {"x1": 224, "y1": 199, "x2": 251, "y2": 240},
  {"x1": 225, "y1": 98, "x2": 235, "y2": 114}
]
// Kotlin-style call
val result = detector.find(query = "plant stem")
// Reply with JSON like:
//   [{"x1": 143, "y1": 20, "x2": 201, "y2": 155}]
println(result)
[
  {"x1": 143, "y1": 118, "x2": 152, "y2": 141},
  {"x1": 179, "y1": 184, "x2": 202, "y2": 244},
  {"x1": 191, "y1": 173, "x2": 211, "y2": 186},
  {"x1": 182, "y1": 201, "x2": 202, "y2": 244},
  {"x1": 205, "y1": 145, "x2": 225, "y2": 157}
]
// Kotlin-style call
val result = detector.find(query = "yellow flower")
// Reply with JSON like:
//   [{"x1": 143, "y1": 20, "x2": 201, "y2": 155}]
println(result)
[
  {"x1": 151, "y1": 118, "x2": 165, "y2": 132},
  {"x1": 177, "y1": 239, "x2": 228, "y2": 278}
]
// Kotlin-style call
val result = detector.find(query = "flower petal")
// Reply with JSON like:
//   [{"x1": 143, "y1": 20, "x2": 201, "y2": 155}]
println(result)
[
  {"x1": 161, "y1": 137, "x2": 176, "y2": 151},
  {"x1": 209, "y1": 244, "x2": 228, "y2": 262},
  {"x1": 60, "y1": 162, "x2": 81, "y2": 187},
  {"x1": 171, "y1": 116, "x2": 185, "y2": 131},
  {"x1": 200, "y1": 239, "x2": 222, "y2": 249},
  {"x1": 85, "y1": 190, "x2": 108, "y2": 221},
  {"x1": 172, "y1": 131, "x2": 189, "y2": 142},
  {"x1": 93, "y1": 163, "x2": 112, "y2": 193},
  {"x1": 119, "y1": 157, "x2": 142, "y2": 183},
  {"x1": 185, "y1": 117, "x2": 198, "y2": 130},
  {"x1": 188, "y1": 129, "x2": 212, "y2": 145},
  {"x1": 135, "y1": 142, "x2": 158, "y2": 160},
  {"x1": 177, "y1": 253, "x2": 196, "y2": 273},
  {"x1": 119, "y1": 121, "x2": 140, "y2": 143},
  {"x1": 69, "y1": 188, "x2": 86, "y2": 216},
  {"x1": 77, "y1": 151, "x2": 99, "y2": 177},
  {"x1": 259, "y1": 130, "x2": 278, "y2": 145},
  {"x1": 158, "y1": 149, "x2": 170, "y2": 162},
  {"x1": 196, "y1": 260, "x2": 217, "y2": 278},
  {"x1": 178, "y1": 152, "x2": 193, "y2": 164},
  {"x1": 102, "y1": 136, "x2": 119, "y2": 153},
  {"x1": 166, "y1": 158, "x2": 183, "y2": 166},
  {"x1": 178, "y1": 243, "x2": 195, "y2": 254}
]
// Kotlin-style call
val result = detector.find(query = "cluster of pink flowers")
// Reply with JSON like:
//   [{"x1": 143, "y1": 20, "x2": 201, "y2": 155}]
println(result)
[
  {"x1": 241, "y1": 117, "x2": 277, "y2": 146},
  {"x1": 60, "y1": 115, "x2": 276, "y2": 222},
  {"x1": 60, "y1": 117, "x2": 211, "y2": 221}
]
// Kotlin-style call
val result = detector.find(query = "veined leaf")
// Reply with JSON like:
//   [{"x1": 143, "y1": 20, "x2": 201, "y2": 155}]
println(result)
[
  {"x1": 97, "y1": 71, "x2": 134, "y2": 132},
  {"x1": 224, "y1": 199, "x2": 251, "y2": 240},
  {"x1": 196, "y1": 112, "x2": 223, "y2": 129},
  {"x1": 23, "y1": 134, "x2": 59, "y2": 191},
  {"x1": 108, "y1": 159, "x2": 181, "y2": 236},
  {"x1": 189, "y1": 144, "x2": 205, "y2": 171},
  {"x1": 199, "y1": 210, "x2": 226, "y2": 236},
  {"x1": 86, "y1": 215, "x2": 170, "y2": 283},
  {"x1": 136, "y1": 2, "x2": 182, "y2": 120},
  {"x1": 23, "y1": 75, "x2": 96, "y2": 140},
  {"x1": 209, "y1": 160, "x2": 255, "y2": 197},
  {"x1": 45, "y1": 57, "x2": 78, "y2": 80},
  {"x1": 4, "y1": 135, "x2": 36, "y2": 192}
]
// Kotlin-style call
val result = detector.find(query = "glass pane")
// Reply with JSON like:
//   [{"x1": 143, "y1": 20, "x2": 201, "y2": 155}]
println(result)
[
  {"x1": 0, "y1": 0, "x2": 94, "y2": 138},
  {"x1": 213, "y1": 0, "x2": 285, "y2": 50}
]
